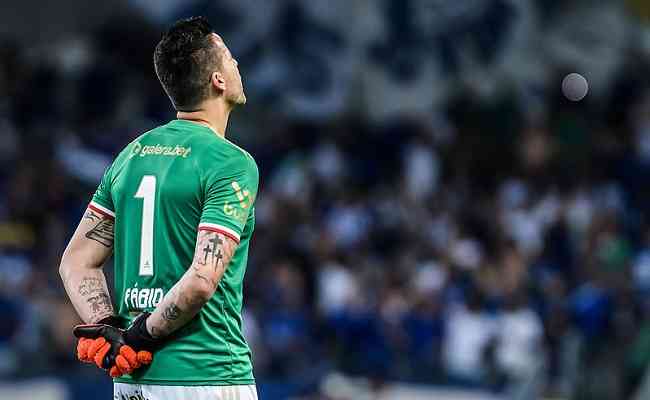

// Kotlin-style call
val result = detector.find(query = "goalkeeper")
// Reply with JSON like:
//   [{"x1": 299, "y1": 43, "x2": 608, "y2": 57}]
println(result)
[{"x1": 59, "y1": 16, "x2": 259, "y2": 400}]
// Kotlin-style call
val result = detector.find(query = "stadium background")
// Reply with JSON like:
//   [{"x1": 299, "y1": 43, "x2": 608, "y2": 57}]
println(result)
[{"x1": 1, "y1": 1, "x2": 650, "y2": 399}]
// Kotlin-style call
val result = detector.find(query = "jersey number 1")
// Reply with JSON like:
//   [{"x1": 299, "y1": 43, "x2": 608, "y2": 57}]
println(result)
[{"x1": 134, "y1": 175, "x2": 156, "y2": 276}]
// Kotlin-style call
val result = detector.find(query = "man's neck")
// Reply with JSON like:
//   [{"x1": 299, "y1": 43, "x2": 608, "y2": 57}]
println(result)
[{"x1": 176, "y1": 98, "x2": 231, "y2": 138}]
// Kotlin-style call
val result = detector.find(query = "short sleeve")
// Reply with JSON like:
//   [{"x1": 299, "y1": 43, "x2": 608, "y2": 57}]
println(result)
[
  {"x1": 88, "y1": 164, "x2": 116, "y2": 218},
  {"x1": 198, "y1": 151, "x2": 258, "y2": 243}
]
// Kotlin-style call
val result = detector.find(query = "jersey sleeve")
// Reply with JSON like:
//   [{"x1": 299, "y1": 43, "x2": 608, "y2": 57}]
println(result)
[
  {"x1": 88, "y1": 163, "x2": 116, "y2": 219},
  {"x1": 198, "y1": 150, "x2": 258, "y2": 244}
]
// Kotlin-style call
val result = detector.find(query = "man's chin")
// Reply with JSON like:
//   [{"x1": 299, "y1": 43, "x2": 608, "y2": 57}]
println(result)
[{"x1": 229, "y1": 94, "x2": 246, "y2": 106}]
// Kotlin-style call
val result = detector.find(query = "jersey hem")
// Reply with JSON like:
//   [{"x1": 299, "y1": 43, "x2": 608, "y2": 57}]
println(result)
[{"x1": 113, "y1": 378, "x2": 255, "y2": 386}]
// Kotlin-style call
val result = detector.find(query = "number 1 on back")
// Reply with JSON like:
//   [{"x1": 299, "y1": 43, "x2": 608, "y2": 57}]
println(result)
[{"x1": 135, "y1": 175, "x2": 156, "y2": 276}]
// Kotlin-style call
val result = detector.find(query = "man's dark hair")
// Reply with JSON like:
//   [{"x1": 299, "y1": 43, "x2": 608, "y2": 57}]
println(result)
[{"x1": 154, "y1": 17, "x2": 221, "y2": 111}]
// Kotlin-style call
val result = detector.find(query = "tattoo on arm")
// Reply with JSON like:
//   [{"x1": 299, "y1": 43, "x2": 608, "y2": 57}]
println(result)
[
  {"x1": 85, "y1": 218, "x2": 115, "y2": 247},
  {"x1": 193, "y1": 231, "x2": 233, "y2": 288},
  {"x1": 76, "y1": 276, "x2": 114, "y2": 322},
  {"x1": 78, "y1": 276, "x2": 103, "y2": 296},
  {"x1": 87, "y1": 292, "x2": 111, "y2": 314},
  {"x1": 214, "y1": 247, "x2": 223, "y2": 272},
  {"x1": 161, "y1": 303, "x2": 181, "y2": 321},
  {"x1": 199, "y1": 236, "x2": 223, "y2": 266},
  {"x1": 84, "y1": 210, "x2": 102, "y2": 222},
  {"x1": 197, "y1": 233, "x2": 226, "y2": 270}
]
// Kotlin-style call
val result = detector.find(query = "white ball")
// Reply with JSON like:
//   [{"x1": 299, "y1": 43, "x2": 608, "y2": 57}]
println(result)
[{"x1": 562, "y1": 73, "x2": 589, "y2": 102}]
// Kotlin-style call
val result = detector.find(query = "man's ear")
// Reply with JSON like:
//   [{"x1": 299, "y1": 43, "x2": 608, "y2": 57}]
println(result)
[{"x1": 211, "y1": 71, "x2": 226, "y2": 93}]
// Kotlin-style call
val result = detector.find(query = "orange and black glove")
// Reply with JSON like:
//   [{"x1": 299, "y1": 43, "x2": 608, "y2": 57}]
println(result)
[
  {"x1": 74, "y1": 313, "x2": 157, "y2": 377},
  {"x1": 75, "y1": 315, "x2": 121, "y2": 367}
]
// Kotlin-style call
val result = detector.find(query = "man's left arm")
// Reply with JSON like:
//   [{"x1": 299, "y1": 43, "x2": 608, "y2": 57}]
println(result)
[{"x1": 144, "y1": 228, "x2": 238, "y2": 338}]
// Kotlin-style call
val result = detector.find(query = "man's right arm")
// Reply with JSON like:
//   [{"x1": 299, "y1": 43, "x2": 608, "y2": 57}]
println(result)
[
  {"x1": 144, "y1": 229, "x2": 238, "y2": 338},
  {"x1": 59, "y1": 207, "x2": 116, "y2": 324}
]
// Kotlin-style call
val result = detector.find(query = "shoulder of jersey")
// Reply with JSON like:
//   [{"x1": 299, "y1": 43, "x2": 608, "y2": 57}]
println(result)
[
  {"x1": 196, "y1": 131, "x2": 257, "y2": 166},
  {"x1": 110, "y1": 132, "x2": 149, "y2": 169}
]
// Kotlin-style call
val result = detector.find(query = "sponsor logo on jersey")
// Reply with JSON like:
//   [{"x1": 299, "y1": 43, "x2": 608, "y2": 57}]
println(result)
[
  {"x1": 124, "y1": 283, "x2": 165, "y2": 310},
  {"x1": 223, "y1": 201, "x2": 248, "y2": 224},
  {"x1": 224, "y1": 181, "x2": 253, "y2": 223},
  {"x1": 128, "y1": 141, "x2": 191, "y2": 159}
]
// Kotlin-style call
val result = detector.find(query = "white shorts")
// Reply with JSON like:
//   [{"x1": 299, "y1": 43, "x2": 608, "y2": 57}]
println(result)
[{"x1": 114, "y1": 383, "x2": 258, "y2": 400}]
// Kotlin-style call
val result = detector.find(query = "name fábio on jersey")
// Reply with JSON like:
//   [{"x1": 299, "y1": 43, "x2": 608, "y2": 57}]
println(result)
[
  {"x1": 128, "y1": 141, "x2": 192, "y2": 159},
  {"x1": 124, "y1": 283, "x2": 165, "y2": 310}
]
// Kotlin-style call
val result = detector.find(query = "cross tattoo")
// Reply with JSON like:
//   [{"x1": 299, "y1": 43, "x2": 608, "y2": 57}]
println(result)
[
  {"x1": 202, "y1": 243, "x2": 213, "y2": 264},
  {"x1": 215, "y1": 248, "x2": 223, "y2": 266},
  {"x1": 203, "y1": 236, "x2": 223, "y2": 265},
  {"x1": 209, "y1": 236, "x2": 222, "y2": 265}
]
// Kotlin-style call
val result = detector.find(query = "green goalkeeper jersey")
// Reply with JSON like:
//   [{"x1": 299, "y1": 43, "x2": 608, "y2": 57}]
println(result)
[{"x1": 88, "y1": 119, "x2": 258, "y2": 386}]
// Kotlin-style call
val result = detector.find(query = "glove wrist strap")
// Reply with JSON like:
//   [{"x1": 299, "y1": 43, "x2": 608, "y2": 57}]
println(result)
[
  {"x1": 126, "y1": 312, "x2": 161, "y2": 352},
  {"x1": 97, "y1": 315, "x2": 121, "y2": 327}
]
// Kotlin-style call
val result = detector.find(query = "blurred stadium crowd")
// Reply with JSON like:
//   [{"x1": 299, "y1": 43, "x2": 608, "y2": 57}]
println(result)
[{"x1": 2, "y1": 0, "x2": 650, "y2": 399}]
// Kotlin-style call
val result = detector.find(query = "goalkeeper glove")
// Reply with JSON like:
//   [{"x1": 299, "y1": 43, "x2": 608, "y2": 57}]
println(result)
[
  {"x1": 74, "y1": 313, "x2": 158, "y2": 377},
  {"x1": 75, "y1": 315, "x2": 120, "y2": 364}
]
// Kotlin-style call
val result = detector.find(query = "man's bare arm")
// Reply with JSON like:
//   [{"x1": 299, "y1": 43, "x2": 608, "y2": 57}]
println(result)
[
  {"x1": 59, "y1": 208, "x2": 115, "y2": 323},
  {"x1": 145, "y1": 230, "x2": 237, "y2": 338}
]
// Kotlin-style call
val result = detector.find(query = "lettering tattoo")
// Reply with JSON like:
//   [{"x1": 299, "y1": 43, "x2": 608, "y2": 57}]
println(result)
[
  {"x1": 161, "y1": 303, "x2": 181, "y2": 321},
  {"x1": 78, "y1": 276, "x2": 104, "y2": 296},
  {"x1": 86, "y1": 218, "x2": 115, "y2": 247}
]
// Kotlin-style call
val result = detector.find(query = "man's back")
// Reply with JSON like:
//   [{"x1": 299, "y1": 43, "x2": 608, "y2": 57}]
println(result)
[{"x1": 90, "y1": 119, "x2": 259, "y2": 385}]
